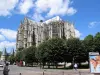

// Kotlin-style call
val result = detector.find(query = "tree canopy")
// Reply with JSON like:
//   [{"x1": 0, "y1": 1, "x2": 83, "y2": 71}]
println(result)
[{"x1": 15, "y1": 32, "x2": 100, "y2": 68}]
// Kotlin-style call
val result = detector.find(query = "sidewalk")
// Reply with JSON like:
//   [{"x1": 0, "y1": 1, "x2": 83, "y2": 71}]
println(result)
[{"x1": 9, "y1": 69, "x2": 93, "y2": 75}]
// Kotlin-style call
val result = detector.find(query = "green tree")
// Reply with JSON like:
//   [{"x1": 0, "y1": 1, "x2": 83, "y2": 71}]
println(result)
[
  {"x1": 84, "y1": 34, "x2": 94, "y2": 41},
  {"x1": 36, "y1": 37, "x2": 66, "y2": 68},
  {"x1": 36, "y1": 41, "x2": 49, "y2": 68},
  {"x1": 83, "y1": 35, "x2": 94, "y2": 61},
  {"x1": 94, "y1": 32, "x2": 100, "y2": 53},
  {"x1": 15, "y1": 47, "x2": 24, "y2": 62},
  {"x1": 23, "y1": 46, "x2": 37, "y2": 66},
  {"x1": 0, "y1": 51, "x2": 2, "y2": 58},
  {"x1": 17, "y1": 47, "x2": 24, "y2": 52},
  {"x1": 8, "y1": 55, "x2": 15, "y2": 64},
  {"x1": 47, "y1": 37, "x2": 65, "y2": 68},
  {"x1": 66, "y1": 38, "x2": 86, "y2": 64},
  {"x1": 8, "y1": 49, "x2": 15, "y2": 64},
  {"x1": 15, "y1": 51, "x2": 23, "y2": 62}
]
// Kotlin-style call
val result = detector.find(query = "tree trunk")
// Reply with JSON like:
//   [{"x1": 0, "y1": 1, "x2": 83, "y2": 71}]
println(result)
[
  {"x1": 79, "y1": 62, "x2": 81, "y2": 68},
  {"x1": 40, "y1": 62, "x2": 42, "y2": 69},
  {"x1": 53, "y1": 62, "x2": 54, "y2": 69},
  {"x1": 37, "y1": 62, "x2": 38, "y2": 65},
  {"x1": 43, "y1": 62, "x2": 44, "y2": 69},
  {"x1": 71, "y1": 62, "x2": 73, "y2": 69},
  {"x1": 64, "y1": 62, "x2": 66, "y2": 68},
  {"x1": 56, "y1": 62, "x2": 58, "y2": 69},
  {"x1": 32, "y1": 63, "x2": 33, "y2": 67},
  {"x1": 48, "y1": 62, "x2": 50, "y2": 69}
]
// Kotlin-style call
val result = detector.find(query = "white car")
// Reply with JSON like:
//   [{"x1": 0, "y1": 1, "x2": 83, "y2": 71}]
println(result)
[
  {"x1": 0, "y1": 61, "x2": 5, "y2": 68},
  {"x1": 0, "y1": 64, "x2": 3, "y2": 67}
]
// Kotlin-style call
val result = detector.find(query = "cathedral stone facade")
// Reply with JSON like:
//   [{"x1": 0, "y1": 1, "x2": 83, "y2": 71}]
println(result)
[{"x1": 16, "y1": 16, "x2": 75, "y2": 49}]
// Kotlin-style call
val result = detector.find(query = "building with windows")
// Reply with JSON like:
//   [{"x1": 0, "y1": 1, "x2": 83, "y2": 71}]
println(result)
[{"x1": 16, "y1": 16, "x2": 75, "y2": 49}]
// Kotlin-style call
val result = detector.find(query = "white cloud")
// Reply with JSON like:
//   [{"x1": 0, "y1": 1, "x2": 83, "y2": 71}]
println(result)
[
  {"x1": 75, "y1": 29, "x2": 82, "y2": 38},
  {"x1": 0, "y1": 29, "x2": 17, "y2": 40},
  {"x1": 35, "y1": 0, "x2": 77, "y2": 17},
  {"x1": 0, "y1": 0, "x2": 34, "y2": 16},
  {"x1": 18, "y1": 0, "x2": 34, "y2": 14},
  {"x1": 88, "y1": 21, "x2": 100, "y2": 28},
  {"x1": 0, "y1": 29, "x2": 16, "y2": 52},
  {"x1": 0, "y1": 0, "x2": 76, "y2": 17},
  {"x1": 0, "y1": 41, "x2": 16, "y2": 51},
  {"x1": 0, "y1": 34, "x2": 5, "y2": 41},
  {"x1": 67, "y1": 7, "x2": 77, "y2": 16},
  {"x1": 32, "y1": 13, "x2": 45, "y2": 21},
  {"x1": 0, "y1": 0, "x2": 18, "y2": 16}
]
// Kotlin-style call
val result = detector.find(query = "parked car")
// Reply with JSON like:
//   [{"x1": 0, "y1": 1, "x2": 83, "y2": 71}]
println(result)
[
  {"x1": 0, "y1": 61, "x2": 5, "y2": 68},
  {"x1": 0, "y1": 63, "x2": 4, "y2": 67},
  {"x1": 6, "y1": 61, "x2": 10, "y2": 65}
]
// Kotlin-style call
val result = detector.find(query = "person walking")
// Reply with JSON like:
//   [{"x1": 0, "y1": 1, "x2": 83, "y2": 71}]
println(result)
[
  {"x1": 74, "y1": 63, "x2": 78, "y2": 71},
  {"x1": 3, "y1": 63, "x2": 10, "y2": 75}
]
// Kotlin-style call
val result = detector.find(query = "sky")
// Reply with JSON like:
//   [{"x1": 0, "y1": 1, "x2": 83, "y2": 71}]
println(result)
[{"x1": 0, "y1": 0, "x2": 100, "y2": 52}]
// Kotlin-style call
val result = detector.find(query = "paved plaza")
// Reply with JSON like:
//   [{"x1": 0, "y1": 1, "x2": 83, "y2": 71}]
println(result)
[{"x1": 0, "y1": 65, "x2": 94, "y2": 75}]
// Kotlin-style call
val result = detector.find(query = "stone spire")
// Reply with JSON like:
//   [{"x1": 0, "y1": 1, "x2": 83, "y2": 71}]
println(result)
[
  {"x1": 2, "y1": 47, "x2": 7, "y2": 56},
  {"x1": 24, "y1": 16, "x2": 28, "y2": 23},
  {"x1": 20, "y1": 20, "x2": 23, "y2": 25},
  {"x1": 11, "y1": 48, "x2": 15, "y2": 56},
  {"x1": 1, "y1": 48, "x2": 7, "y2": 61}
]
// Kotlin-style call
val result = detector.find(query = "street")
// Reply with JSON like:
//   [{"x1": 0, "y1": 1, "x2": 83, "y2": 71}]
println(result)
[
  {"x1": 0, "y1": 65, "x2": 94, "y2": 75},
  {"x1": 0, "y1": 65, "x2": 43, "y2": 75}
]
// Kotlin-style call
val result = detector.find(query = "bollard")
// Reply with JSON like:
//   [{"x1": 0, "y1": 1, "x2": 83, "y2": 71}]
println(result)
[
  {"x1": 43, "y1": 71, "x2": 44, "y2": 75},
  {"x1": 19, "y1": 73, "x2": 22, "y2": 75},
  {"x1": 62, "y1": 71, "x2": 64, "y2": 75},
  {"x1": 79, "y1": 71, "x2": 81, "y2": 75}
]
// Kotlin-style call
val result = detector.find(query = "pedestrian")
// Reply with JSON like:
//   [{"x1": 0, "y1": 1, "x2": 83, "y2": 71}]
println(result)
[
  {"x1": 3, "y1": 63, "x2": 10, "y2": 75},
  {"x1": 74, "y1": 63, "x2": 78, "y2": 71},
  {"x1": 23, "y1": 61, "x2": 25, "y2": 66},
  {"x1": 20, "y1": 60, "x2": 23, "y2": 66}
]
